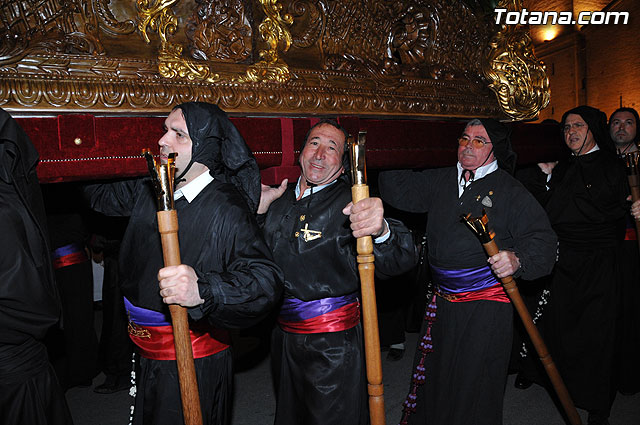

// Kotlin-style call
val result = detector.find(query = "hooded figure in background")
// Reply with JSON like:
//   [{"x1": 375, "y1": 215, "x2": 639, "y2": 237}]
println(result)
[
  {"x1": 84, "y1": 101, "x2": 283, "y2": 425},
  {"x1": 518, "y1": 105, "x2": 628, "y2": 425},
  {"x1": 378, "y1": 118, "x2": 557, "y2": 425},
  {"x1": 0, "y1": 108, "x2": 73, "y2": 425}
]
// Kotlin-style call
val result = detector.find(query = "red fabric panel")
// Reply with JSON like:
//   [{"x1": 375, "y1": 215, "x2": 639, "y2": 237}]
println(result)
[{"x1": 13, "y1": 115, "x2": 568, "y2": 183}]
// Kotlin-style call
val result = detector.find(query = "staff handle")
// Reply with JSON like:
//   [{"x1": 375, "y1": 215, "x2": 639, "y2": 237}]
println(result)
[
  {"x1": 157, "y1": 210, "x2": 203, "y2": 425},
  {"x1": 483, "y1": 240, "x2": 582, "y2": 425},
  {"x1": 351, "y1": 183, "x2": 386, "y2": 425}
]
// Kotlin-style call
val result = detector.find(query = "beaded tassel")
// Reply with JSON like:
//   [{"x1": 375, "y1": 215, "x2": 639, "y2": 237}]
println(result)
[
  {"x1": 127, "y1": 353, "x2": 137, "y2": 425},
  {"x1": 399, "y1": 294, "x2": 437, "y2": 425}
]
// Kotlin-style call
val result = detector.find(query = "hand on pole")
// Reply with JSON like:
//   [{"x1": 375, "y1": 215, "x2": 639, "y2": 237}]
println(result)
[
  {"x1": 258, "y1": 179, "x2": 288, "y2": 214},
  {"x1": 488, "y1": 250, "x2": 521, "y2": 279},
  {"x1": 342, "y1": 197, "x2": 388, "y2": 239},
  {"x1": 158, "y1": 265, "x2": 204, "y2": 307},
  {"x1": 632, "y1": 199, "x2": 640, "y2": 220}
]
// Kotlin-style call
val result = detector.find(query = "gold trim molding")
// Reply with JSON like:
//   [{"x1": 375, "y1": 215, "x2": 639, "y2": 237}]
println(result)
[
  {"x1": 0, "y1": 0, "x2": 546, "y2": 119},
  {"x1": 482, "y1": 0, "x2": 550, "y2": 120}
]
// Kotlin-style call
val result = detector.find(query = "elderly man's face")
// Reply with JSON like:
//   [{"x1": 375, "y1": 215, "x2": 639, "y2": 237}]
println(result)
[
  {"x1": 158, "y1": 108, "x2": 193, "y2": 175},
  {"x1": 299, "y1": 123, "x2": 345, "y2": 186},
  {"x1": 610, "y1": 111, "x2": 637, "y2": 146},
  {"x1": 457, "y1": 124, "x2": 495, "y2": 171},
  {"x1": 563, "y1": 113, "x2": 596, "y2": 155}
]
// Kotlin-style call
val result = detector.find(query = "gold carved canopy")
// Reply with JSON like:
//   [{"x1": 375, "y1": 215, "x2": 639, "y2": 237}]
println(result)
[{"x1": 0, "y1": 0, "x2": 549, "y2": 120}]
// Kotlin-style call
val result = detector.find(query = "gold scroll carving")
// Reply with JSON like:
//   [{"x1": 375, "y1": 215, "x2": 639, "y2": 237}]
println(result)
[
  {"x1": 0, "y1": 0, "x2": 548, "y2": 120},
  {"x1": 482, "y1": 0, "x2": 550, "y2": 120}
]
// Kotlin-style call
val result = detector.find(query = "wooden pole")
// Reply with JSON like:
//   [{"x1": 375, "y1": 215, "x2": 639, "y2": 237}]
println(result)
[
  {"x1": 143, "y1": 150, "x2": 203, "y2": 425},
  {"x1": 481, "y1": 240, "x2": 582, "y2": 425},
  {"x1": 157, "y1": 211, "x2": 203, "y2": 425},
  {"x1": 350, "y1": 132, "x2": 385, "y2": 425}
]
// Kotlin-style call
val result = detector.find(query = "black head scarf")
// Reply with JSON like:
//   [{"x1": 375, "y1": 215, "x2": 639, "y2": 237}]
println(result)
[
  {"x1": 561, "y1": 105, "x2": 614, "y2": 154},
  {"x1": 609, "y1": 107, "x2": 640, "y2": 145},
  {"x1": 173, "y1": 102, "x2": 260, "y2": 213},
  {"x1": 477, "y1": 118, "x2": 517, "y2": 175},
  {"x1": 0, "y1": 108, "x2": 49, "y2": 238}
]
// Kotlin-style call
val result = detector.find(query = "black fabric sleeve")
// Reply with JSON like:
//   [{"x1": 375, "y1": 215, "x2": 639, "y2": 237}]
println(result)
[
  {"x1": 187, "y1": 203, "x2": 283, "y2": 329},
  {"x1": 83, "y1": 179, "x2": 141, "y2": 217},
  {"x1": 373, "y1": 217, "x2": 419, "y2": 279}
]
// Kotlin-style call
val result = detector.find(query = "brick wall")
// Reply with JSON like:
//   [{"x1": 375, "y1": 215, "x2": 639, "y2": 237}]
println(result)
[{"x1": 526, "y1": 0, "x2": 639, "y2": 121}]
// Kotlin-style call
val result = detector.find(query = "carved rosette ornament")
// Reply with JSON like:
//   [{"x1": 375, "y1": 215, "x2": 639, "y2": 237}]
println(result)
[{"x1": 481, "y1": 0, "x2": 550, "y2": 120}]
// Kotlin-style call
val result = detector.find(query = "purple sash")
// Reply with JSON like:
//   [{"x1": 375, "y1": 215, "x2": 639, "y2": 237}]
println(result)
[
  {"x1": 124, "y1": 297, "x2": 171, "y2": 327},
  {"x1": 279, "y1": 293, "x2": 358, "y2": 322},
  {"x1": 431, "y1": 265, "x2": 498, "y2": 293}
]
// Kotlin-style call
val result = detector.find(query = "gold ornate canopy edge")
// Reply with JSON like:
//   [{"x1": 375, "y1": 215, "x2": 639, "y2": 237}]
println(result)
[
  {"x1": 0, "y1": 71, "x2": 502, "y2": 118},
  {"x1": 0, "y1": 0, "x2": 521, "y2": 119},
  {"x1": 481, "y1": 0, "x2": 551, "y2": 121}
]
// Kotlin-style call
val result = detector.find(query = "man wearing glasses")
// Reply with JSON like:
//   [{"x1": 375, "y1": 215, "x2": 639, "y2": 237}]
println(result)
[
  {"x1": 529, "y1": 106, "x2": 628, "y2": 425},
  {"x1": 378, "y1": 118, "x2": 557, "y2": 425}
]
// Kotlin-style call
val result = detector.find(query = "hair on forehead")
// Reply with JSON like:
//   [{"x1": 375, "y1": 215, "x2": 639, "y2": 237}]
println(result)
[
  {"x1": 304, "y1": 119, "x2": 349, "y2": 145},
  {"x1": 609, "y1": 107, "x2": 639, "y2": 125}
]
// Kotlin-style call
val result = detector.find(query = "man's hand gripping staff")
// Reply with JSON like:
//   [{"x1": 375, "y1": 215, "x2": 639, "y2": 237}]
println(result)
[
  {"x1": 461, "y1": 211, "x2": 582, "y2": 425},
  {"x1": 142, "y1": 150, "x2": 203, "y2": 425}
]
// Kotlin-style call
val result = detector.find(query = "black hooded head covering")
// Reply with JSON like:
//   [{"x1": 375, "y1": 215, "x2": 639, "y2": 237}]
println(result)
[
  {"x1": 561, "y1": 105, "x2": 614, "y2": 154},
  {"x1": 476, "y1": 118, "x2": 517, "y2": 175},
  {"x1": 609, "y1": 107, "x2": 640, "y2": 145},
  {"x1": 0, "y1": 108, "x2": 50, "y2": 240},
  {"x1": 172, "y1": 102, "x2": 261, "y2": 213}
]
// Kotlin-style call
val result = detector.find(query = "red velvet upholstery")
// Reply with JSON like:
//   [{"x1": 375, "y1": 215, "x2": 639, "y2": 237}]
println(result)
[{"x1": 14, "y1": 115, "x2": 565, "y2": 185}]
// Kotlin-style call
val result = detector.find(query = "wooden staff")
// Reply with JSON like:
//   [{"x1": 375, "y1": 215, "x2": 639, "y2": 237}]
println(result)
[
  {"x1": 461, "y1": 211, "x2": 582, "y2": 425},
  {"x1": 349, "y1": 132, "x2": 386, "y2": 425},
  {"x1": 623, "y1": 152, "x2": 640, "y2": 252},
  {"x1": 143, "y1": 150, "x2": 203, "y2": 425}
]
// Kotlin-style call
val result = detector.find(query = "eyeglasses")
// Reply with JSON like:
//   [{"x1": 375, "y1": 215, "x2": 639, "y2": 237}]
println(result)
[
  {"x1": 458, "y1": 137, "x2": 491, "y2": 149},
  {"x1": 562, "y1": 122, "x2": 587, "y2": 133}
]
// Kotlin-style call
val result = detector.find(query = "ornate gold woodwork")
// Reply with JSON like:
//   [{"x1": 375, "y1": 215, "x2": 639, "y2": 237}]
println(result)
[
  {"x1": 0, "y1": 0, "x2": 549, "y2": 120},
  {"x1": 482, "y1": 0, "x2": 550, "y2": 120}
]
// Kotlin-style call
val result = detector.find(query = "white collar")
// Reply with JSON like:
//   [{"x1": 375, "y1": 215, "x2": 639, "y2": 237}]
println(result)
[
  {"x1": 456, "y1": 160, "x2": 498, "y2": 197},
  {"x1": 295, "y1": 176, "x2": 339, "y2": 199},
  {"x1": 574, "y1": 144, "x2": 600, "y2": 156},
  {"x1": 174, "y1": 171, "x2": 214, "y2": 203}
]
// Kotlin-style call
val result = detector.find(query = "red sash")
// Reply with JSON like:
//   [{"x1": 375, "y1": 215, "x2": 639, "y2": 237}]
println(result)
[{"x1": 128, "y1": 322, "x2": 230, "y2": 361}]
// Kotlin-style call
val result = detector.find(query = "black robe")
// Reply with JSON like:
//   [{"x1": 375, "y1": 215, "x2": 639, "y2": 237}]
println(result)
[
  {"x1": 0, "y1": 109, "x2": 72, "y2": 425},
  {"x1": 85, "y1": 176, "x2": 283, "y2": 425},
  {"x1": 536, "y1": 151, "x2": 628, "y2": 416},
  {"x1": 379, "y1": 167, "x2": 557, "y2": 425},
  {"x1": 261, "y1": 177, "x2": 417, "y2": 425}
]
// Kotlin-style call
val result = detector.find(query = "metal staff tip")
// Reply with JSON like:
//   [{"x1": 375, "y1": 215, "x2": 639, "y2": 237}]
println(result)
[
  {"x1": 141, "y1": 149, "x2": 177, "y2": 211},
  {"x1": 460, "y1": 209, "x2": 495, "y2": 243},
  {"x1": 349, "y1": 130, "x2": 367, "y2": 185}
]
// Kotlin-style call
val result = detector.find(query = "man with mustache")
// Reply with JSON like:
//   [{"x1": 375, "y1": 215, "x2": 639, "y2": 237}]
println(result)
[
  {"x1": 609, "y1": 107, "x2": 639, "y2": 155},
  {"x1": 378, "y1": 118, "x2": 557, "y2": 425},
  {"x1": 258, "y1": 119, "x2": 417, "y2": 425}
]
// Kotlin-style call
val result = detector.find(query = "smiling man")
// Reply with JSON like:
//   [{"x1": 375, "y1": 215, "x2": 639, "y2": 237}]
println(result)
[
  {"x1": 258, "y1": 119, "x2": 417, "y2": 425},
  {"x1": 84, "y1": 102, "x2": 283, "y2": 425},
  {"x1": 378, "y1": 118, "x2": 557, "y2": 425}
]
